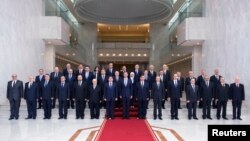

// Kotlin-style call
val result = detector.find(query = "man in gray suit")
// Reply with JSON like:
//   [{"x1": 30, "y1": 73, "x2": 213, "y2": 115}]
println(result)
[{"x1": 7, "y1": 74, "x2": 23, "y2": 120}]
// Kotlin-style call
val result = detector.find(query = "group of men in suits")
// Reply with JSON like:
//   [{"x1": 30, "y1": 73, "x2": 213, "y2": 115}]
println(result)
[{"x1": 6, "y1": 63, "x2": 245, "y2": 121}]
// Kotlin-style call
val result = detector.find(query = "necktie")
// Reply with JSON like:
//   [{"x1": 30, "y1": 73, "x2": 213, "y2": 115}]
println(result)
[
  {"x1": 125, "y1": 79, "x2": 127, "y2": 86},
  {"x1": 174, "y1": 80, "x2": 177, "y2": 86},
  {"x1": 29, "y1": 83, "x2": 31, "y2": 88},
  {"x1": 61, "y1": 83, "x2": 64, "y2": 87},
  {"x1": 141, "y1": 82, "x2": 144, "y2": 87},
  {"x1": 78, "y1": 81, "x2": 81, "y2": 86},
  {"x1": 102, "y1": 75, "x2": 105, "y2": 80},
  {"x1": 109, "y1": 82, "x2": 112, "y2": 87},
  {"x1": 69, "y1": 74, "x2": 72, "y2": 79},
  {"x1": 44, "y1": 81, "x2": 48, "y2": 87},
  {"x1": 55, "y1": 73, "x2": 58, "y2": 78},
  {"x1": 206, "y1": 82, "x2": 209, "y2": 87},
  {"x1": 40, "y1": 75, "x2": 42, "y2": 81},
  {"x1": 192, "y1": 85, "x2": 195, "y2": 92},
  {"x1": 157, "y1": 83, "x2": 160, "y2": 88}
]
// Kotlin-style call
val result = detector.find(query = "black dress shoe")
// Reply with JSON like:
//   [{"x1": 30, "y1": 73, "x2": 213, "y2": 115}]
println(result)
[
  {"x1": 25, "y1": 117, "x2": 32, "y2": 120},
  {"x1": 202, "y1": 117, "x2": 206, "y2": 119},
  {"x1": 188, "y1": 118, "x2": 191, "y2": 120},
  {"x1": 223, "y1": 117, "x2": 228, "y2": 120},
  {"x1": 64, "y1": 117, "x2": 67, "y2": 119},
  {"x1": 171, "y1": 117, "x2": 174, "y2": 120},
  {"x1": 162, "y1": 106, "x2": 165, "y2": 109},
  {"x1": 91, "y1": 117, "x2": 95, "y2": 119},
  {"x1": 9, "y1": 117, "x2": 14, "y2": 120},
  {"x1": 43, "y1": 117, "x2": 47, "y2": 120},
  {"x1": 76, "y1": 117, "x2": 79, "y2": 119},
  {"x1": 33, "y1": 117, "x2": 36, "y2": 119},
  {"x1": 237, "y1": 118, "x2": 242, "y2": 120},
  {"x1": 154, "y1": 117, "x2": 156, "y2": 120},
  {"x1": 81, "y1": 116, "x2": 84, "y2": 119},
  {"x1": 58, "y1": 117, "x2": 63, "y2": 119},
  {"x1": 175, "y1": 117, "x2": 179, "y2": 120},
  {"x1": 207, "y1": 117, "x2": 212, "y2": 120},
  {"x1": 178, "y1": 107, "x2": 182, "y2": 109},
  {"x1": 217, "y1": 117, "x2": 220, "y2": 120},
  {"x1": 232, "y1": 118, "x2": 236, "y2": 120},
  {"x1": 159, "y1": 117, "x2": 162, "y2": 120},
  {"x1": 15, "y1": 117, "x2": 19, "y2": 120},
  {"x1": 194, "y1": 117, "x2": 199, "y2": 120}
]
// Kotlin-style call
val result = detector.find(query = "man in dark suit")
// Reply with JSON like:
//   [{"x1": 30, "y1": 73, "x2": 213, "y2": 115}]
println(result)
[
  {"x1": 136, "y1": 75, "x2": 150, "y2": 119},
  {"x1": 119, "y1": 65, "x2": 127, "y2": 78},
  {"x1": 152, "y1": 76, "x2": 165, "y2": 120},
  {"x1": 177, "y1": 72, "x2": 184, "y2": 109},
  {"x1": 73, "y1": 75, "x2": 88, "y2": 119},
  {"x1": 185, "y1": 71, "x2": 196, "y2": 108},
  {"x1": 35, "y1": 68, "x2": 45, "y2": 109},
  {"x1": 63, "y1": 63, "x2": 72, "y2": 76},
  {"x1": 89, "y1": 79, "x2": 102, "y2": 119},
  {"x1": 186, "y1": 78, "x2": 199, "y2": 120},
  {"x1": 229, "y1": 77, "x2": 245, "y2": 120},
  {"x1": 200, "y1": 75, "x2": 215, "y2": 120},
  {"x1": 75, "y1": 64, "x2": 85, "y2": 78},
  {"x1": 133, "y1": 64, "x2": 142, "y2": 83},
  {"x1": 162, "y1": 64, "x2": 171, "y2": 103},
  {"x1": 130, "y1": 72, "x2": 136, "y2": 107},
  {"x1": 7, "y1": 74, "x2": 23, "y2": 120},
  {"x1": 106, "y1": 63, "x2": 115, "y2": 77},
  {"x1": 197, "y1": 69, "x2": 206, "y2": 108},
  {"x1": 114, "y1": 71, "x2": 122, "y2": 108},
  {"x1": 56, "y1": 76, "x2": 70, "y2": 119},
  {"x1": 104, "y1": 76, "x2": 118, "y2": 119},
  {"x1": 24, "y1": 76, "x2": 38, "y2": 119},
  {"x1": 50, "y1": 67, "x2": 63, "y2": 108},
  {"x1": 98, "y1": 68, "x2": 108, "y2": 108},
  {"x1": 210, "y1": 69, "x2": 222, "y2": 109},
  {"x1": 159, "y1": 70, "x2": 168, "y2": 109},
  {"x1": 66, "y1": 69, "x2": 76, "y2": 109},
  {"x1": 83, "y1": 65, "x2": 94, "y2": 85},
  {"x1": 168, "y1": 74, "x2": 182, "y2": 120},
  {"x1": 41, "y1": 74, "x2": 54, "y2": 119},
  {"x1": 216, "y1": 77, "x2": 229, "y2": 120},
  {"x1": 148, "y1": 65, "x2": 157, "y2": 88},
  {"x1": 120, "y1": 72, "x2": 133, "y2": 119}
]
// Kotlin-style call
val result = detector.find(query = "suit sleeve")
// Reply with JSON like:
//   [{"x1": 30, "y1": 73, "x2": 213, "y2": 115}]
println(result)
[
  {"x1": 242, "y1": 85, "x2": 245, "y2": 100},
  {"x1": 7, "y1": 83, "x2": 10, "y2": 99},
  {"x1": 20, "y1": 81, "x2": 24, "y2": 98},
  {"x1": 67, "y1": 85, "x2": 70, "y2": 99},
  {"x1": 24, "y1": 84, "x2": 27, "y2": 100},
  {"x1": 103, "y1": 85, "x2": 107, "y2": 99},
  {"x1": 162, "y1": 85, "x2": 165, "y2": 99},
  {"x1": 229, "y1": 84, "x2": 233, "y2": 99},
  {"x1": 186, "y1": 86, "x2": 190, "y2": 101}
]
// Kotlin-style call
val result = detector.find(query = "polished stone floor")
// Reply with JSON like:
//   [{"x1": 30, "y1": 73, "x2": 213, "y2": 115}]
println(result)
[{"x1": 0, "y1": 100, "x2": 249, "y2": 141}]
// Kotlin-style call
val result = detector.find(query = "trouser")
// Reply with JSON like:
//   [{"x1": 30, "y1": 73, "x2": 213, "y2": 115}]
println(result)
[
  {"x1": 52, "y1": 97, "x2": 56, "y2": 108},
  {"x1": 26, "y1": 100, "x2": 37, "y2": 118},
  {"x1": 115, "y1": 95, "x2": 122, "y2": 108},
  {"x1": 202, "y1": 100, "x2": 211, "y2": 118},
  {"x1": 106, "y1": 100, "x2": 115, "y2": 118},
  {"x1": 89, "y1": 102, "x2": 100, "y2": 118},
  {"x1": 37, "y1": 98, "x2": 42, "y2": 108},
  {"x1": 68, "y1": 93, "x2": 75, "y2": 109},
  {"x1": 138, "y1": 99, "x2": 147, "y2": 118},
  {"x1": 171, "y1": 99, "x2": 178, "y2": 118},
  {"x1": 59, "y1": 100, "x2": 68, "y2": 118},
  {"x1": 188, "y1": 101, "x2": 197, "y2": 119},
  {"x1": 216, "y1": 100, "x2": 227, "y2": 118},
  {"x1": 9, "y1": 99, "x2": 20, "y2": 118},
  {"x1": 153, "y1": 99, "x2": 162, "y2": 118},
  {"x1": 212, "y1": 99, "x2": 217, "y2": 108},
  {"x1": 232, "y1": 100, "x2": 242, "y2": 118},
  {"x1": 43, "y1": 99, "x2": 52, "y2": 118},
  {"x1": 75, "y1": 99, "x2": 86, "y2": 118},
  {"x1": 122, "y1": 97, "x2": 130, "y2": 118}
]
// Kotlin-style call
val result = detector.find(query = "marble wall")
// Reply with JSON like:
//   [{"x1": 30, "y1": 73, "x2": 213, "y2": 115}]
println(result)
[
  {"x1": 0, "y1": 0, "x2": 46, "y2": 104},
  {"x1": 202, "y1": 0, "x2": 250, "y2": 106}
]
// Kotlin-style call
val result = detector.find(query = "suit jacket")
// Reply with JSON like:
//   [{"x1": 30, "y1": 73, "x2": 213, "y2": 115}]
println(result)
[
  {"x1": 7, "y1": 80, "x2": 23, "y2": 100},
  {"x1": 148, "y1": 71, "x2": 157, "y2": 84},
  {"x1": 24, "y1": 82, "x2": 39, "y2": 101},
  {"x1": 75, "y1": 69, "x2": 85, "y2": 78},
  {"x1": 163, "y1": 70, "x2": 171, "y2": 82},
  {"x1": 201, "y1": 82, "x2": 215, "y2": 100},
  {"x1": 120, "y1": 78, "x2": 133, "y2": 98},
  {"x1": 185, "y1": 77, "x2": 196, "y2": 91},
  {"x1": 216, "y1": 83, "x2": 230, "y2": 101},
  {"x1": 66, "y1": 74, "x2": 76, "y2": 93},
  {"x1": 229, "y1": 83, "x2": 245, "y2": 101},
  {"x1": 114, "y1": 76, "x2": 122, "y2": 96},
  {"x1": 209, "y1": 75, "x2": 222, "y2": 85},
  {"x1": 83, "y1": 71, "x2": 94, "y2": 85},
  {"x1": 178, "y1": 77, "x2": 185, "y2": 92},
  {"x1": 104, "y1": 83, "x2": 118, "y2": 101},
  {"x1": 73, "y1": 81, "x2": 88, "y2": 100},
  {"x1": 106, "y1": 68, "x2": 115, "y2": 77},
  {"x1": 168, "y1": 80, "x2": 182, "y2": 99},
  {"x1": 50, "y1": 72, "x2": 63, "y2": 83},
  {"x1": 151, "y1": 82, "x2": 165, "y2": 100},
  {"x1": 186, "y1": 85, "x2": 200, "y2": 102},
  {"x1": 133, "y1": 70, "x2": 142, "y2": 82},
  {"x1": 136, "y1": 81, "x2": 150, "y2": 100},
  {"x1": 63, "y1": 68, "x2": 75, "y2": 77},
  {"x1": 56, "y1": 83, "x2": 70, "y2": 100},
  {"x1": 35, "y1": 75, "x2": 45, "y2": 97},
  {"x1": 41, "y1": 81, "x2": 54, "y2": 100},
  {"x1": 89, "y1": 85, "x2": 101, "y2": 103}
]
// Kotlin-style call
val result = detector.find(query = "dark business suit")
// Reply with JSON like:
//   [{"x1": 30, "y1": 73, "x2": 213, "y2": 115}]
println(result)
[
  {"x1": 160, "y1": 75, "x2": 168, "y2": 109},
  {"x1": 73, "y1": 81, "x2": 88, "y2": 118},
  {"x1": 151, "y1": 82, "x2": 165, "y2": 119},
  {"x1": 185, "y1": 77, "x2": 196, "y2": 108},
  {"x1": 7, "y1": 80, "x2": 23, "y2": 119},
  {"x1": 104, "y1": 82, "x2": 117, "y2": 119},
  {"x1": 163, "y1": 70, "x2": 171, "y2": 100},
  {"x1": 186, "y1": 85, "x2": 199, "y2": 119},
  {"x1": 197, "y1": 75, "x2": 205, "y2": 108},
  {"x1": 216, "y1": 83, "x2": 229, "y2": 119},
  {"x1": 98, "y1": 75, "x2": 108, "y2": 108},
  {"x1": 35, "y1": 75, "x2": 45, "y2": 108},
  {"x1": 56, "y1": 82, "x2": 70, "y2": 118},
  {"x1": 75, "y1": 69, "x2": 84, "y2": 78},
  {"x1": 168, "y1": 80, "x2": 181, "y2": 119},
  {"x1": 114, "y1": 76, "x2": 122, "y2": 108},
  {"x1": 133, "y1": 70, "x2": 142, "y2": 83},
  {"x1": 24, "y1": 82, "x2": 38, "y2": 119},
  {"x1": 41, "y1": 81, "x2": 54, "y2": 119},
  {"x1": 136, "y1": 81, "x2": 150, "y2": 119},
  {"x1": 106, "y1": 68, "x2": 115, "y2": 77},
  {"x1": 177, "y1": 76, "x2": 185, "y2": 108},
  {"x1": 210, "y1": 75, "x2": 222, "y2": 108},
  {"x1": 83, "y1": 71, "x2": 94, "y2": 85},
  {"x1": 50, "y1": 72, "x2": 63, "y2": 108},
  {"x1": 66, "y1": 74, "x2": 76, "y2": 109},
  {"x1": 89, "y1": 85, "x2": 101, "y2": 119},
  {"x1": 120, "y1": 78, "x2": 133, "y2": 118},
  {"x1": 229, "y1": 83, "x2": 245, "y2": 119},
  {"x1": 201, "y1": 81, "x2": 215, "y2": 119}
]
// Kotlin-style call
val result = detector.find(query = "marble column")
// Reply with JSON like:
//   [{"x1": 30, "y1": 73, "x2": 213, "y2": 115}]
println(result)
[
  {"x1": 44, "y1": 45, "x2": 55, "y2": 73},
  {"x1": 192, "y1": 46, "x2": 202, "y2": 76}
]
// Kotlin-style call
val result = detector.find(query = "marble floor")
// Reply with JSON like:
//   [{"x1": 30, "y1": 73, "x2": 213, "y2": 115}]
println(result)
[{"x1": 0, "y1": 100, "x2": 249, "y2": 141}]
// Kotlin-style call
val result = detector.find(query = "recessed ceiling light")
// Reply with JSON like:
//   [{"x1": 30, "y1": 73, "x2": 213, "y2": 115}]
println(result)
[
  {"x1": 99, "y1": 53, "x2": 103, "y2": 56},
  {"x1": 171, "y1": 54, "x2": 174, "y2": 56},
  {"x1": 118, "y1": 53, "x2": 122, "y2": 56},
  {"x1": 48, "y1": 41, "x2": 51, "y2": 44},
  {"x1": 143, "y1": 54, "x2": 147, "y2": 56},
  {"x1": 131, "y1": 53, "x2": 134, "y2": 56},
  {"x1": 125, "y1": 53, "x2": 128, "y2": 56},
  {"x1": 177, "y1": 54, "x2": 180, "y2": 57},
  {"x1": 137, "y1": 54, "x2": 141, "y2": 56},
  {"x1": 196, "y1": 42, "x2": 200, "y2": 45},
  {"x1": 72, "y1": 53, "x2": 76, "y2": 56},
  {"x1": 106, "y1": 53, "x2": 110, "y2": 56},
  {"x1": 66, "y1": 53, "x2": 70, "y2": 56}
]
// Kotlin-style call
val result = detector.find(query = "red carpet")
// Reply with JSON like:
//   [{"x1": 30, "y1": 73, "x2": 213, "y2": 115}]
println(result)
[{"x1": 95, "y1": 119, "x2": 157, "y2": 141}]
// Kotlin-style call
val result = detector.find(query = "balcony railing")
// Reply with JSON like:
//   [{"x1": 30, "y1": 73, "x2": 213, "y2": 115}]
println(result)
[{"x1": 96, "y1": 42, "x2": 151, "y2": 49}]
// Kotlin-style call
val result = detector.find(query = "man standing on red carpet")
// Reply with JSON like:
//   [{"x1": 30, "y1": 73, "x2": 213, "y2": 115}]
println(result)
[
  {"x1": 104, "y1": 76, "x2": 118, "y2": 119},
  {"x1": 152, "y1": 76, "x2": 165, "y2": 120}
]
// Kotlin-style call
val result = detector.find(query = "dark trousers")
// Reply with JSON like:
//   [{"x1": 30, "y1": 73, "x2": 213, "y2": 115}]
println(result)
[
  {"x1": 89, "y1": 102, "x2": 100, "y2": 118},
  {"x1": 216, "y1": 100, "x2": 227, "y2": 118},
  {"x1": 212, "y1": 99, "x2": 217, "y2": 108},
  {"x1": 52, "y1": 97, "x2": 56, "y2": 108},
  {"x1": 9, "y1": 99, "x2": 20, "y2": 119},
  {"x1": 59, "y1": 100, "x2": 68, "y2": 118},
  {"x1": 153, "y1": 99, "x2": 162, "y2": 118},
  {"x1": 202, "y1": 100, "x2": 211, "y2": 118},
  {"x1": 188, "y1": 101, "x2": 197, "y2": 119},
  {"x1": 68, "y1": 96, "x2": 75, "y2": 109},
  {"x1": 106, "y1": 100, "x2": 115, "y2": 118},
  {"x1": 37, "y1": 98, "x2": 42, "y2": 108},
  {"x1": 26, "y1": 100, "x2": 37, "y2": 118},
  {"x1": 122, "y1": 97, "x2": 130, "y2": 118},
  {"x1": 75, "y1": 99, "x2": 86, "y2": 118},
  {"x1": 171, "y1": 98, "x2": 178, "y2": 118},
  {"x1": 198, "y1": 100, "x2": 203, "y2": 108},
  {"x1": 232, "y1": 100, "x2": 242, "y2": 118},
  {"x1": 138, "y1": 99, "x2": 147, "y2": 118},
  {"x1": 116, "y1": 96, "x2": 122, "y2": 108},
  {"x1": 43, "y1": 99, "x2": 52, "y2": 118}
]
